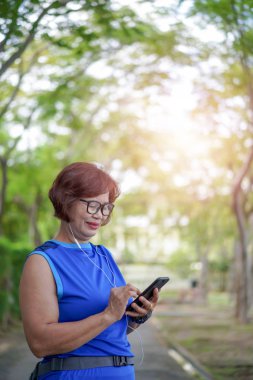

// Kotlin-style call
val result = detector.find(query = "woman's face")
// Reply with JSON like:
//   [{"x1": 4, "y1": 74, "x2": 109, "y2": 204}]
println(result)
[{"x1": 68, "y1": 192, "x2": 110, "y2": 243}]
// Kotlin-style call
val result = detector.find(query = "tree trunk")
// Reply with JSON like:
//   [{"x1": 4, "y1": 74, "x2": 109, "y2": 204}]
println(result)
[
  {"x1": 0, "y1": 260, "x2": 13, "y2": 330},
  {"x1": 28, "y1": 193, "x2": 43, "y2": 246},
  {"x1": 247, "y1": 248, "x2": 253, "y2": 310},
  {"x1": 234, "y1": 239, "x2": 249, "y2": 323},
  {"x1": 0, "y1": 157, "x2": 8, "y2": 236},
  {"x1": 198, "y1": 248, "x2": 209, "y2": 304},
  {"x1": 231, "y1": 147, "x2": 253, "y2": 322}
]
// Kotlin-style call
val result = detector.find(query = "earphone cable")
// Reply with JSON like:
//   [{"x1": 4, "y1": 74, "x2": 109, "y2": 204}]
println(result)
[
  {"x1": 68, "y1": 224, "x2": 116, "y2": 288},
  {"x1": 126, "y1": 317, "x2": 145, "y2": 366},
  {"x1": 68, "y1": 223, "x2": 144, "y2": 366}
]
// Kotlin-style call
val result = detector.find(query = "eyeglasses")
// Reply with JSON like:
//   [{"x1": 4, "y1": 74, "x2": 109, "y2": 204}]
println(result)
[{"x1": 79, "y1": 199, "x2": 114, "y2": 216}]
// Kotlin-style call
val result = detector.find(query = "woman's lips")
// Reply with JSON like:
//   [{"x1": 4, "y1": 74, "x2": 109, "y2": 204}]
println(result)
[{"x1": 86, "y1": 222, "x2": 100, "y2": 230}]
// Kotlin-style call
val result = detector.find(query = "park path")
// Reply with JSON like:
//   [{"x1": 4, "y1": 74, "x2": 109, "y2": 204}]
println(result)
[
  {"x1": 0, "y1": 327, "x2": 37, "y2": 380},
  {"x1": 0, "y1": 320, "x2": 193, "y2": 380},
  {"x1": 130, "y1": 319, "x2": 194, "y2": 380}
]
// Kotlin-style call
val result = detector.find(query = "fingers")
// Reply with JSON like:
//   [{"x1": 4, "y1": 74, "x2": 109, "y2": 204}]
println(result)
[
  {"x1": 107, "y1": 283, "x2": 141, "y2": 320},
  {"x1": 111, "y1": 284, "x2": 139, "y2": 300},
  {"x1": 125, "y1": 283, "x2": 140, "y2": 300},
  {"x1": 152, "y1": 287, "x2": 159, "y2": 304},
  {"x1": 126, "y1": 301, "x2": 151, "y2": 317},
  {"x1": 126, "y1": 296, "x2": 152, "y2": 316},
  {"x1": 126, "y1": 288, "x2": 160, "y2": 317}
]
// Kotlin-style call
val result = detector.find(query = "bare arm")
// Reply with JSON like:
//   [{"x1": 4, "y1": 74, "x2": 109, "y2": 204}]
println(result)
[{"x1": 19, "y1": 255, "x2": 138, "y2": 358}]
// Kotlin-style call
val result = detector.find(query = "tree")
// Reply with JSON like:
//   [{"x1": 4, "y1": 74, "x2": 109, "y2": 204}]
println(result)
[
  {"x1": 0, "y1": 0, "x2": 193, "y2": 327},
  {"x1": 180, "y1": 0, "x2": 253, "y2": 322},
  {"x1": 0, "y1": 0, "x2": 183, "y2": 237}
]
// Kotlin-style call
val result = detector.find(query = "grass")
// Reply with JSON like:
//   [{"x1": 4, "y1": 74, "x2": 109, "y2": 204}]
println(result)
[{"x1": 154, "y1": 292, "x2": 253, "y2": 380}]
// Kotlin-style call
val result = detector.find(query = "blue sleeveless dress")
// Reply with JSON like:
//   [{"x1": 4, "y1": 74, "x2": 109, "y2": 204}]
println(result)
[{"x1": 28, "y1": 240, "x2": 135, "y2": 380}]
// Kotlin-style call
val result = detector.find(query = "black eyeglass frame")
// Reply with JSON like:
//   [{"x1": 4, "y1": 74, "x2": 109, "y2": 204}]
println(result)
[{"x1": 79, "y1": 199, "x2": 114, "y2": 217}]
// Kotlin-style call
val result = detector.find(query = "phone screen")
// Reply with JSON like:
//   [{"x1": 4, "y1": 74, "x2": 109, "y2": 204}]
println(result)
[{"x1": 126, "y1": 276, "x2": 169, "y2": 312}]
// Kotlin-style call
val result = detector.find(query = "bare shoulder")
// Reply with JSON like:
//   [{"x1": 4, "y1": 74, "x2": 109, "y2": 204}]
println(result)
[
  {"x1": 19, "y1": 253, "x2": 59, "y2": 328},
  {"x1": 19, "y1": 254, "x2": 59, "y2": 354},
  {"x1": 20, "y1": 254, "x2": 56, "y2": 289},
  {"x1": 19, "y1": 253, "x2": 57, "y2": 307}
]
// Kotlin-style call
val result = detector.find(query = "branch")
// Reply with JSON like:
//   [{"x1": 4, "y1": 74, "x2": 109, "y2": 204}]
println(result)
[
  {"x1": 230, "y1": 0, "x2": 253, "y2": 115},
  {"x1": 232, "y1": 145, "x2": 253, "y2": 199},
  {"x1": 0, "y1": 1, "x2": 23, "y2": 53},
  {"x1": 0, "y1": 1, "x2": 66, "y2": 79},
  {"x1": 5, "y1": 106, "x2": 36, "y2": 159},
  {"x1": 64, "y1": 102, "x2": 103, "y2": 161},
  {"x1": 0, "y1": 62, "x2": 25, "y2": 119},
  {"x1": 0, "y1": 44, "x2": 49, "y2": 118},
  {"x1": 0, "y1": 156, "x2": 8, "y2": 220}
]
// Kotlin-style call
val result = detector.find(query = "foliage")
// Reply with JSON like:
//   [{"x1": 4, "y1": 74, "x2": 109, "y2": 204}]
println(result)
[
  {"x1": 166, "y1": 246, "x2": 196, "y2": 278},
  {"x1": 1, "y1": 0, "x2": 253, "y2": 326},
  {"x1": 0, "y1": 237, "x2": 32, "y2": 328}
]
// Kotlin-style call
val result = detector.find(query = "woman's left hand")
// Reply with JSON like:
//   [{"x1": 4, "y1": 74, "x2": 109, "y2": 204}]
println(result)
[{"x1": 125, "y1": 288, "x2": 159, "y2": 318}]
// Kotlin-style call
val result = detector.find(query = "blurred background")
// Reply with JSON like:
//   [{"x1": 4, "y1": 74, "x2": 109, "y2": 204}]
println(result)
[{"x1": 1, "y1": 1, "x2": 253, "y2": 379}]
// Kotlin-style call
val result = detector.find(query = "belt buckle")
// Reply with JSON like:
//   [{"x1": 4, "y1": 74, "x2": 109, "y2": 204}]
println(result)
[{"x1": 113, "y1": 356, "x2": 127, "y2": 367}]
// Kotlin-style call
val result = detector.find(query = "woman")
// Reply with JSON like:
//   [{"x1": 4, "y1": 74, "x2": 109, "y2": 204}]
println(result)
[{"x1": 19, "y1": 162, "x2": 159, "y2": 380}]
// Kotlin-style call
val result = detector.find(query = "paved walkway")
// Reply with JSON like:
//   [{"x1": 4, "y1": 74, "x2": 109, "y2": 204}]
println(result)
[
  {"x1": 130, "y1": 320, "x2": 193, "y2": 380},
  {"x1": 0, "y1": 321, "x2": 193, "y2": 380},
  {"x1": 0, "y1": 328, "x2": 37, "y2": 380}
]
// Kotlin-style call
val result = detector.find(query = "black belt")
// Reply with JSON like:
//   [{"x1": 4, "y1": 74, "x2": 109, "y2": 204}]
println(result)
[{"x1": 34, "y1": 356, "x2": 134, "y2": 378}]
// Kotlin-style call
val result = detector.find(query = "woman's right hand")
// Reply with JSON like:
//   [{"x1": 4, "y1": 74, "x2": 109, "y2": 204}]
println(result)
[{"x1": 104, "y1": 284, "x2": 140, "y2": 322}]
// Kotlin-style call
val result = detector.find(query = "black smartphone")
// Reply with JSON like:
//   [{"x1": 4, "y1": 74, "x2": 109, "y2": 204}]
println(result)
[{"x1": 126, "y1": 276, "x2": 170, "y2": 312}]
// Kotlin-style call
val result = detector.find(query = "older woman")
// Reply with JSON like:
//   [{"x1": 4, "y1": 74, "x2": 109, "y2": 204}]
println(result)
[{"x1": 20, "y1": 162, "x2": 159, "y2": 380}]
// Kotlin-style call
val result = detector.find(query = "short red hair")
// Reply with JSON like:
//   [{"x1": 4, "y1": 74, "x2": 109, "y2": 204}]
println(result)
[{"x1": 48, "y1": 162, "x2": 120, "y2": 223}]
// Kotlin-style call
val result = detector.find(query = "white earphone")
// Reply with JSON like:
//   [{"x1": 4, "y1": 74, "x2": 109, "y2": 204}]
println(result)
[
  {"x1": 68, "y1": 223, "x2": 144, "y2": 365},
  {"x1": 68, "y1": 223, "x2": 116, "y2": 288}
]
